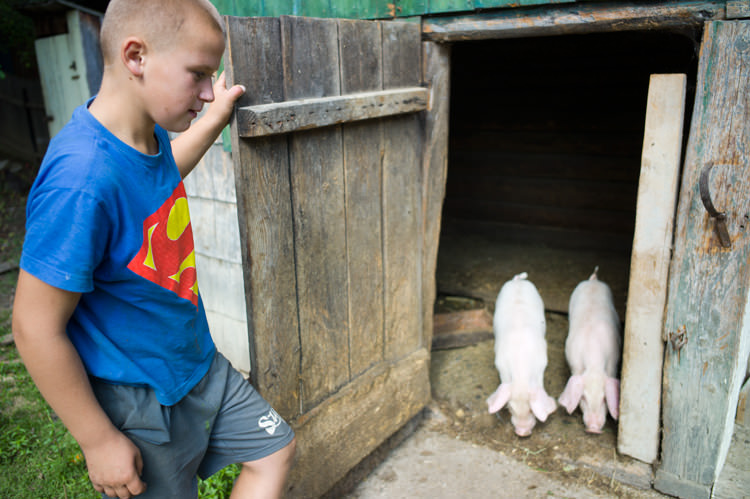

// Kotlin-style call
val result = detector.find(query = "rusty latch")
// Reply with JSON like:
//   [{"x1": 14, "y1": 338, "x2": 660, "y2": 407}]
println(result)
[{"x1": 699, "y1": 162, "x2": 731, "y2": 248}]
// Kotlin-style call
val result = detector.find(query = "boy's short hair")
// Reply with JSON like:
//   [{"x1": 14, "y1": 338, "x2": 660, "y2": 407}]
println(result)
[{"x1": 100, "y1": 0, "x2": 224, "y2": 63}]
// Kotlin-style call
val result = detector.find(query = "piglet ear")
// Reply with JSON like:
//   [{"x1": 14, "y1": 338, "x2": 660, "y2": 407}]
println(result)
[
  {"x1": 605, "y1": 377, "x2": 620, "y2": 420},
  {"x1": 487, "y1": 383, "x2": 511, "y2": 414},
  {"x1": 558, "y1": 375, "x2": 583, "y2": 414},
  {"x1": 530, "y1": 389, "x2": 557, "y2": 422}
]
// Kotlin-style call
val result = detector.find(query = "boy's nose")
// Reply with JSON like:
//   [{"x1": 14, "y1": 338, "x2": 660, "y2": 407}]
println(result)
[{"x1": 199, "y1": 79, "x2": 215, "y2": 102}]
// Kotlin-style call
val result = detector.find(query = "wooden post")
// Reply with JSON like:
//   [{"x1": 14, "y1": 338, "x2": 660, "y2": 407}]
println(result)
[
  {"x1": 655, "y1": 21, "x2": 750, "y2": 498},
  {"x1": 618, "y1": 74, "x2": 686, "y2": 464},
  {"x1": 421, "y1": 40, "x2": 451, "y2": 351}
]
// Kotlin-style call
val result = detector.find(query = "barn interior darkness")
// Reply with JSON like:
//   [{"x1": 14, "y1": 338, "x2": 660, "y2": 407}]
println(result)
[{"x1": 436, "y1": 29, "x2": 699, "y2": 316}]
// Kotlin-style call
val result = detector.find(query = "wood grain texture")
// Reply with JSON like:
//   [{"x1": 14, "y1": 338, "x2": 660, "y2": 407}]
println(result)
[
  {"x1": 286, "y1": 348, "x2": 430, "y2": 499},
  {"x1": 381, "y1": 21, "x2": 423, "y2": 360},
  {"x1": 281, "y1": 15, "x2": 350, "y2": 410},
  {"x1": 421, "y1": 41, "x2": 451, "y2": 351},
  {"x1": 224, "y1": 16, "x2": 301, "y2": 419},
  {"x1": 656, "y1": 21, "x2": 750, "y2": 497},
  {"x1": 339, "y1": 19, "x2": 386, "y2": 377},
  {"x1": 618, "y1": 74, "x2": 686, "y2": 464},
  {"x1": 422, "y1": 1, "x2": 727, "y2": 41},
  {"x1": 235, "y1": 87, "x2": 428, "y2": 137}
]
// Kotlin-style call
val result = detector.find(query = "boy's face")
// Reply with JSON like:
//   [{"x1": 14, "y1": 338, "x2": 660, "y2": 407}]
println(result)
[{"x1": 141, "y1": 18, "x2": 225, "y2": 132}]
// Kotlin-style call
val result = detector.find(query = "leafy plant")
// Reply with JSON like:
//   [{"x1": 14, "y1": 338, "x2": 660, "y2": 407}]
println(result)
[{"x1": 199, "y1": 464, "x2": 241, "y2": 498}]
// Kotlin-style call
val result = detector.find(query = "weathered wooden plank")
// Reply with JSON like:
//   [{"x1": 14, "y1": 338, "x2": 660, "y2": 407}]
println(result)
[
  {"x1": 655, "y1": 21, "x2": 750, "y2": 498},
  {"x1": 332, "y1": 0, "x2": 393, "y2": 19},
  {"x1": 426, "y1": 0, "x2": 476, "y2": 15},
  {"x1": 396, "y1": 0, "x2": 428, "y2": 18},
  {"x1": 382, "y1": 21, "x2": 423, "y2": 360},
  {"x1": 234, "y1": 86, "x2": 428, "y2": 137},
  {"x1": 618, "y1": 74, "x2": 686, "y2": 465},
  {"x1": 281, "y1": 16, "x2": 350, "y2": 410},
  {"x1": 422, "y1": 1, "x2": 727, "y2": 41},
  {"x1": 421, "y1": 40, "x2": 451, "y2": 351},
  {"x1": 727, "y1": 0, "x2": 750, "y2": 19},
  {"x1": 286, "y1": 348, "x2": 430, "y2": 499},
  {"x1": 338, "y1": 19, "x2": 386, "y2": 377},
  {"x1": 224, "y1": 16, "x2": 301, "y2": 419},
  {"x1": 432, "y1": 309, "x2": 493, "y2": 350}
]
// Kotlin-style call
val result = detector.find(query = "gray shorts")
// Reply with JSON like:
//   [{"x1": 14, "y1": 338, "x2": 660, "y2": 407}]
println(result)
[{"x1": 90, "y1": 351, "x2": 295, "y2": 498}]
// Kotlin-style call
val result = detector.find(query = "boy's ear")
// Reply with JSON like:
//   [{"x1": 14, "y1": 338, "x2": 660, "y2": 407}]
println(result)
[{"x1": 122, "y1": 37, "x2": 146, "y2": 77}]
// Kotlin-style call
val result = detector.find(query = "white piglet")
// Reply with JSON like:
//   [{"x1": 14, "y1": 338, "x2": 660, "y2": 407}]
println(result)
[
  {"x1": 559, "y1": 267, "x2": 622, "y2": 433},
  {"x1": 487, "y1": 272, "x2": 557, "y2": 437}
]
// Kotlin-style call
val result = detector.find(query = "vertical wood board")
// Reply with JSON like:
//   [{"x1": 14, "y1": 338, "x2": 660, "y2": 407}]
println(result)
[
  {"x1": 381, "y1": 22, "x2": 424, "y2": 359},
  {"x1": 618, "y1": 74, "x2": 686, "y2": 464},
  {"x1": 339, "y1": 19, "x2": 386, "y2": 376},
  {"x1": 421, "y1": 41, "x2": 451, "y2": 349},
  {"x1": 225, "y1": 16, "x2": 302, "y2": 418},
  {"x1": 281, "y1": 16, "x2": 350, "y2": 410},
  {"x1": 656, "y1": 20, "x2": 750, "y2": 497}
]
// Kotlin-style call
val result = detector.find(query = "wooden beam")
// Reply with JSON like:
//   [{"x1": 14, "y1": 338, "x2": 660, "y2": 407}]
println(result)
[
  {"x1": 726, "y1": 0, "x2": 750, "y2": 19},
  {"x1": 655, "y1": 20, "x2": 750, "y2": 498},
  {"x1": 235, "y1": 86, "x2": 428, "y2": 137},
  {"x1": 422, "y1": 1, "x2": 727, "y2": 42},
  {"x1": 618, "y1": 74, "x2": 686, "y2": 465},
  {"x1": 421, "y1": 40, "x2": 451, "y2": 352},
  {"x1": 432, "y1": 309, "x2": 493, "y2": 350}
]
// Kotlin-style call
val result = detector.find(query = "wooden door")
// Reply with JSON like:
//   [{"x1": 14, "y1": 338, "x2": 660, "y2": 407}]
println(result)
[
  {"x1": 223, "y1": 16, "x2": 449, "y2": 497},
  {"x1": 654, "y1": 20, "x2": 750, "y2": 499}
]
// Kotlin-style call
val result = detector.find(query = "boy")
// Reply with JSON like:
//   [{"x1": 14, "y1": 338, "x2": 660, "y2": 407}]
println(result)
[{"x1": 12, "y1": 1, "x2": 296, "y2": 498}]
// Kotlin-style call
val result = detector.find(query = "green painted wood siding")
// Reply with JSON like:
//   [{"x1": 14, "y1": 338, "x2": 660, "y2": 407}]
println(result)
[{"x1": 210, "y1": 0, "x2": 579, "y2": 19}]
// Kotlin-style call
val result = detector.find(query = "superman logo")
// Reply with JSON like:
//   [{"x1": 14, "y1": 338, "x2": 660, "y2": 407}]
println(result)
[{"x1": 127, "y1": 182, "x2": 199, "y2": 306}]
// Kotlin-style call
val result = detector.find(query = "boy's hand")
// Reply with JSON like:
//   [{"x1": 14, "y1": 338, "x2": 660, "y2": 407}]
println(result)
[
  {"x1": 84, "y1": 429, "x2": 146, "y2": 499},
  {"x1": 171, "y1": 71, "x2": 245, "y2": 177},
  {"x1": 207, "y1": 71, "x2": 246, "y2": 129}
]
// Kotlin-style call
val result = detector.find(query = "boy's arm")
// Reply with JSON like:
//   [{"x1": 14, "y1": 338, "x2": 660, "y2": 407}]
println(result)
[
  {"x1": 171, "y1": 72, "x2": 245, "y2": 178},
  {"x1": 12, "y1": 270, "x2": 147, "y2": 499}
]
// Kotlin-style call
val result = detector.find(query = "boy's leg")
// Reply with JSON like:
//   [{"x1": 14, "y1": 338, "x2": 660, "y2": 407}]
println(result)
[
  {"x1": 197, "y1": 352, "x2": 296, "y2": 497},
  {"x1": 230, "y1": 438, "x2": 296, "y2": 499}
]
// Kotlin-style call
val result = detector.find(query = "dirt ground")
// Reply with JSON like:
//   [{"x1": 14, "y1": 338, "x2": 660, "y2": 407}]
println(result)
[{"x1": 423, "y1": 223, "x2": 660, "y2": 497}]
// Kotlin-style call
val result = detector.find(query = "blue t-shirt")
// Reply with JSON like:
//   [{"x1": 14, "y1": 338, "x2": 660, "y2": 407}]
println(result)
[{"x1": 21, "y1": 100, "x2": 216, "y2": 406}]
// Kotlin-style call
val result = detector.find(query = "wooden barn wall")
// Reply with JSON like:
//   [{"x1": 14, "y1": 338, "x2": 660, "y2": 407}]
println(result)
[
  {"x1": 442, "y1": 30, "x2": 698, "y2": 251},
  {"x1": 209, "y1": 0, "x2": 579, "y2": 19}
]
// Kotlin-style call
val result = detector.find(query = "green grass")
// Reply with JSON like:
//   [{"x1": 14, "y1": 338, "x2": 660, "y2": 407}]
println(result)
[{"x1": 0, "y1": 342, "x2": 95, "y2": 498}]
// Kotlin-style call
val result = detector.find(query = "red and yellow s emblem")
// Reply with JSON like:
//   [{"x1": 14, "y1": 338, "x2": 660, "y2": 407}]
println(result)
[{"x1": 127, "y1": 183, "x2": 199, "y2": 306}]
